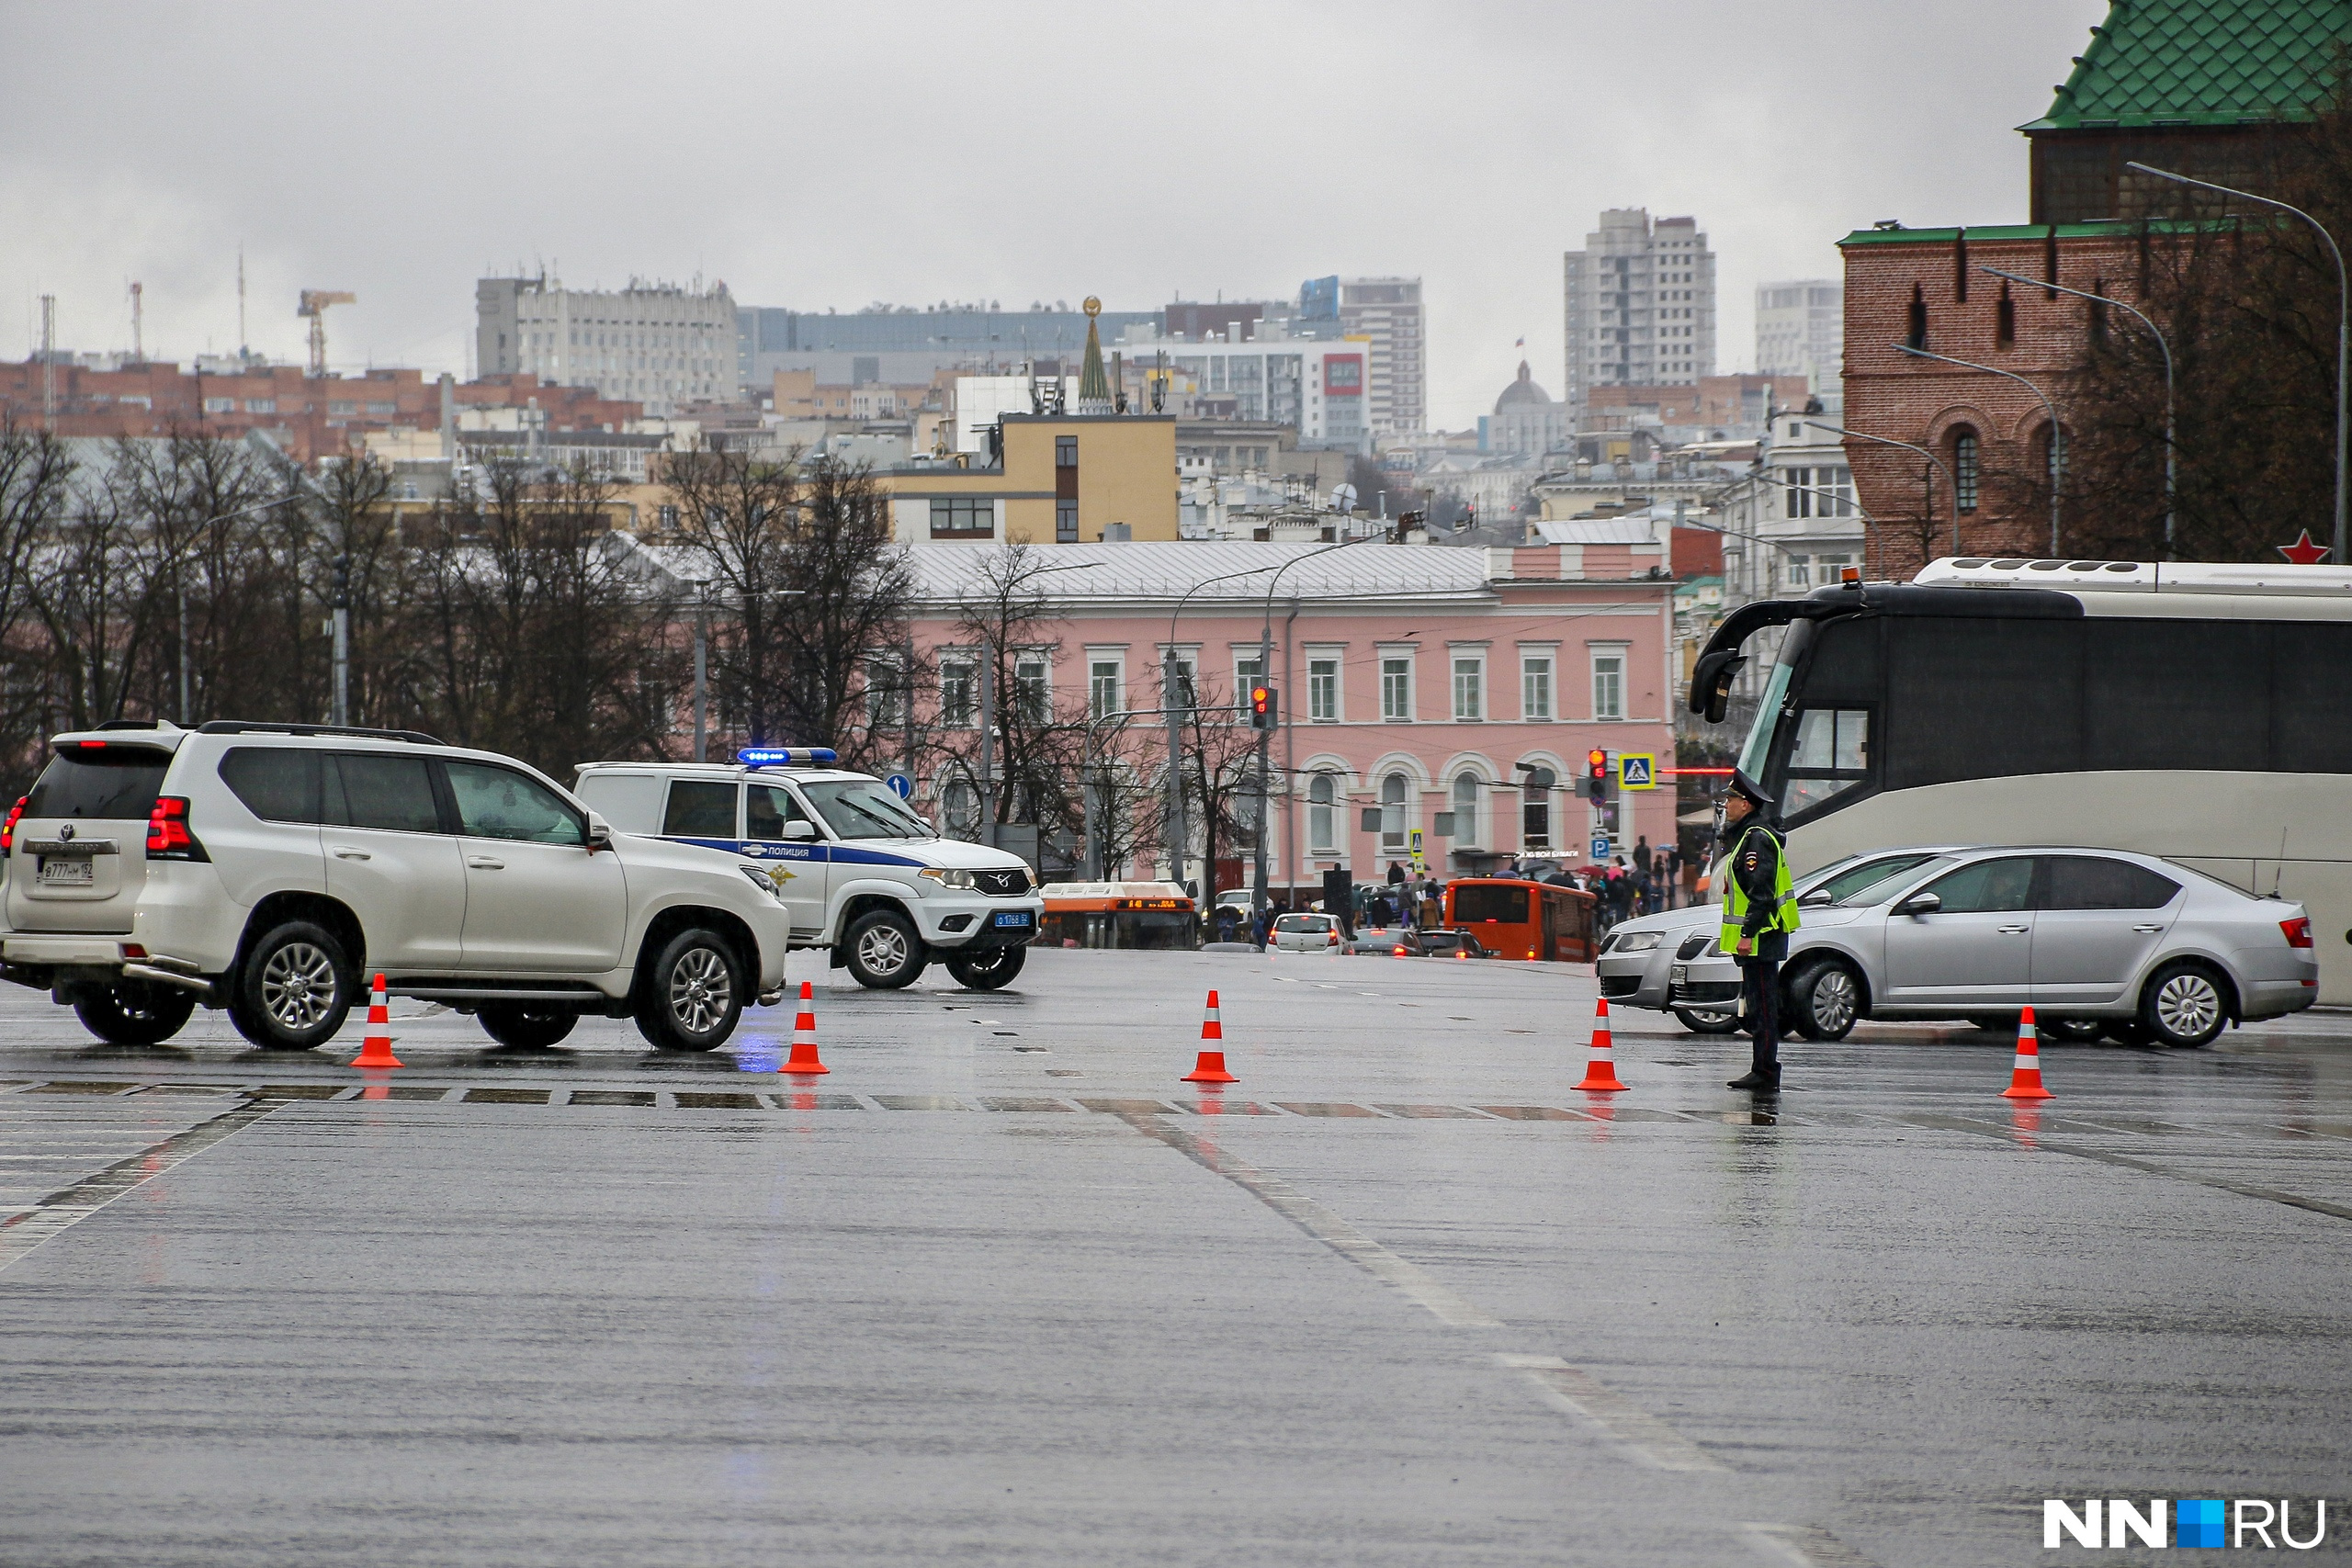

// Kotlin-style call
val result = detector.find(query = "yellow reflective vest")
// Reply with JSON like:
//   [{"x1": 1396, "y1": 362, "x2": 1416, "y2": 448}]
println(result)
[{"x1": 1718, "y1": 822, "x2": 1799, "y2": 954}]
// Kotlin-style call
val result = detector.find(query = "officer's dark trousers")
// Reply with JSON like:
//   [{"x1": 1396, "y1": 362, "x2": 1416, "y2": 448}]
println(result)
[{"x1": 1737, "y1": 955, "x2": 1781, "y2": 1076}]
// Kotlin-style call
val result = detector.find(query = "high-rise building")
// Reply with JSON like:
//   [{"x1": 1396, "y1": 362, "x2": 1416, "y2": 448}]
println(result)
[
  {"x1": 1755, "y1": 279, "x2": 1843, "y2": 392},
  {"x1": 1336, "y1": 276, "x2": 1425, "y2": 436},
  {"x1": 1562, "y1": 210, "x2": 1715, "y2": 422},
  {"x1": 476, "y1": 276, "x2": 736, "y2": 417}
]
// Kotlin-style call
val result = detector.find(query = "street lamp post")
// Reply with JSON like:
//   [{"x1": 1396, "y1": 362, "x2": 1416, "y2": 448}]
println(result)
[
  {"x1": 1250, "y1": 535, "x2": 1377, "y2": 927},
  {"x1": 1162, "y1": 561, "x2": 1286, "y2": 893},
  {"x1": 1894, "y1": 344, "x2": 2066, "y2": 556},
  {"x1": 1805, "y1": 421, "x2": 1961, "y2": 558},
  {"x1": 980, "y1": 558, "x2": 1094, "y2": 850},
  {"x1": 1980, "y1": 264, "x2": 2178, "y2": 557},
  {"x1": 2127, "y1": 160, "x2": 2347, "y2": 562}
]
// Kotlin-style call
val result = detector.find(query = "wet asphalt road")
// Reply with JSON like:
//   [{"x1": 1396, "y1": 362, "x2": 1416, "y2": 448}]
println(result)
[{"x1": 3, "y1": 947, "x2": 2350, "y2": 1567}]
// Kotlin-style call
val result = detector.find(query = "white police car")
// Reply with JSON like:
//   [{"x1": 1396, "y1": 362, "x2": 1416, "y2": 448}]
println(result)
[{"x1": 572, "y1": 750, "x2": 1044, "y2": 990}]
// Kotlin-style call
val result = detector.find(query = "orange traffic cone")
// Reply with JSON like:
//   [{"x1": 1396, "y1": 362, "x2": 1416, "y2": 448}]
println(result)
[
  {"x1": 781, "y1": 980, "x2": 829, "y2": 1075},
  {"x1": 349, "y1": 973, "x2": 404, "y2": 1069},
  {"x1": 2001, "y1": 1006, "x2": 2053, "y2": 1100},
  {"x1": 1182, "y1": 988, "x2": 1238, "y2": 1083},
  {"x1": 1574, "y1": 997, "x2": 1627, "y2": 1092}
]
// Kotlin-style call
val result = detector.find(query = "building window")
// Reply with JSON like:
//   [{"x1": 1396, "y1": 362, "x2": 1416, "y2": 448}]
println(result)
[
  {"x1": 243, "y1": 399, "x2": 274, "y2": 414},
  {"x1": 1162, "y1": 652, "x2": 1197, "y2": 716},
  {"x1": 1996, "y1": 283, "x2": 2016, "y2": 348},
  {"x1": 1521, "y1": 766, "x2": 1555, "y2": 851},
  {"x1": 659, "y1": 504, "x2": 680, "y2": 531},
  {"x1": 865, "y1": 659, "x2": 905, "y2": 731},
  {"x1": 1953, "y1": 430, "x2": 1980, "y2": 513},
  {"x1": 1452, "y1": 773, "x2": 1482, "y2": 848},
  {"x1": 1309, "y1": 773, "x2": 1338, "y2": 855},
  {"x1": 1786, "y1": 555, "x2": 1812, "y2": 589},
  {"x1": 1056, "y1": 435, "x2": 1078, "y2": 468},
  {"x1": 203, "y1": 397, "x2": 234, "y2": 413},
  {"x1": 1089, "y1": 659, "x2": 1121, "y2": 720},
  {"x1": 1521, "y1": 654, "x2": 1554, "y2": 721},
  {"x1": 1380, "y1": 773, "x2": 1410, "y2": 853},
  {"x1": 1308, "y1": 657, "x2": 1340, "y2": 722},
  {"x1": 1590, "y1": 648, "x2": 1625, "y2": 721},
  {"x1": 1452, "y1": 654, "x2": 1484, "y2": 721},
  {"x1": 930, "y1": 497, "x2": 993, "y2": 538},
  {"x1": 1380, "y1": 655, "x2": 1412, "y2": 722},
  {"x1": 1013, "y1": 653, "x2": 1049, "y2": 723},
  {"x1": 1056, "y1": 500, "x2": 1079, "y2": 543},
  {"x1": 940, "y1": 658, "x2": 976, "y2": 728}
]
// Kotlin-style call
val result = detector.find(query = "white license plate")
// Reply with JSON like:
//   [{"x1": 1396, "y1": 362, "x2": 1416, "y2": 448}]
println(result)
[
  {"x1": 1670, "y1": 964, "x2": 1688, "y2": 984},
  {"x1": 39, "y1": 858, "x2": 93, "y2": 886}
]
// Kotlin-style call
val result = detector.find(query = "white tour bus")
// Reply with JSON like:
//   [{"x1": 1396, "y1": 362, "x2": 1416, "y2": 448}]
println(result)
[{"x1": 1690, "y1": 557, "x2": 2352, "y2": 1003}]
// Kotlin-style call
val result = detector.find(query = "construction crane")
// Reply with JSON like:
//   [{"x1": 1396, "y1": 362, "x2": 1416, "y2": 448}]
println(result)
[{"x1": 297, "y1": 289, "x2": 356, "y2": 377}]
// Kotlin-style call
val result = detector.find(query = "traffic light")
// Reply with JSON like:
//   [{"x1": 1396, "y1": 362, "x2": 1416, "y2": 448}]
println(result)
[
  {"x1": 1584, "y1": 748, "x2": 1611, "y2": 800},
  {"x1": 1250, "y1": 683, "x2": 1277, "y2": 730}
]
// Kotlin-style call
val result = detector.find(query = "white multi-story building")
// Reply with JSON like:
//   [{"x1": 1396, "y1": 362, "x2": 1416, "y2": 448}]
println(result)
[
  {"x1": 1338, "y1": 276, "x2": 1426, "y2": 436},
  {"x1": 1114, "y1": 322, "x2": 1375, "y2": 451},
  {"x1": 1562, "y1": 209, "x2": 1716, "y2": 422},
  {"x1": 476, "y1": 275, "x2": 736, "y2": 417},
  {"x1": 1755, "y1": 279, "x2": 1844, "y2": 393}
]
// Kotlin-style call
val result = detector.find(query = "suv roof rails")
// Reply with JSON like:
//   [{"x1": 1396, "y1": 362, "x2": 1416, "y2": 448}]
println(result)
[{"x1": 197, "y1": 720, "x2": 446, "y2": 746}]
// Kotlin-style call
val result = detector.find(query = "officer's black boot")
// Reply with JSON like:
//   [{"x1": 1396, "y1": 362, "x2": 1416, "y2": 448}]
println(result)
[{"x1": 1726, "y1": 959, "x2": 1781, "y2": 1090}]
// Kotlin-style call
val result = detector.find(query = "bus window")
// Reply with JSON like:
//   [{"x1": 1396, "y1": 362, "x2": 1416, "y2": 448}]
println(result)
[
  {"x1": 1453, "y1": 885, "x2": 1529, "y2": 924},
  {"x1": 1784, "y1": 708, "x2": 1871, "y2": 818},
  {"x1": 1737, "y1": 657, "x2": 1798, "y2": 780}
]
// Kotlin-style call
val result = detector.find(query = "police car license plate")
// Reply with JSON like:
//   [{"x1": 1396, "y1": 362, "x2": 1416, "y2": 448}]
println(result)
[
  {"x1": 39, "y1": 858, "x2": 92, "y2": 886},
  {"x1": 993, "y1": 911, "x2": 1032, "y2": 929},
  {"x1": 1670, "y1": 964, "x2": 1688, "y2": 985}
]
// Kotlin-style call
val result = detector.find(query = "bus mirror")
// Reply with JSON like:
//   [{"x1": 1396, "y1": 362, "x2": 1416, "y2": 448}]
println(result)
[
  {"x1": 1690, "y1": 649, "x2": 1747, "y2": 722},
  {"x1": 1895, "y1": 891, "x2": 1941, "y2": 917}
]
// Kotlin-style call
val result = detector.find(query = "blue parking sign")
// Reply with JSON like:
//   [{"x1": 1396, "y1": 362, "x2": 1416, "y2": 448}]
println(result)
[{"x1": 1591, "y1": 836, "x2": 1611, "y2": 860}]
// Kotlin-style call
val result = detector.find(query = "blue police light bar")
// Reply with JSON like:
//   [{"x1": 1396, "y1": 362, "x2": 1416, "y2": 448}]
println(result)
[{"x1": 738, "y1": 747, "x2": 838, "y2": 767}]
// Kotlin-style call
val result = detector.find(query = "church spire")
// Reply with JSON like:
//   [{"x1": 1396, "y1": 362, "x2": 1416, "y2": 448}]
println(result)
[{"x1": 1074, "y1": 295, "x2": 1113, "y2": 414}]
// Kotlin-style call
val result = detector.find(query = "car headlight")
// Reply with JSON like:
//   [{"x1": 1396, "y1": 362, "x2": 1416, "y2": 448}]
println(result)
[
  {"x1": 1611, "y1": 931, "x2": 1665, "y2": 953},
  {"x1": 918, "y1": 867, "x2": 976, "y2": 889},
  {"x1": 738, "y1": 864, "x2": 786, "y2": 901}
]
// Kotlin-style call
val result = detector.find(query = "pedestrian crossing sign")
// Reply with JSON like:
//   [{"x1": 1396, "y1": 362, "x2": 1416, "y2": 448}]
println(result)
[{"x1": 1619, "y1": 753, "x2": 1657, "y2": 790}]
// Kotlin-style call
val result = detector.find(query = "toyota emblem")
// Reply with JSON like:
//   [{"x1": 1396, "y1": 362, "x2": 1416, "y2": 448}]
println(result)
[{"x1": 57, "y1": 823, "x2": 74, "y2": 841}]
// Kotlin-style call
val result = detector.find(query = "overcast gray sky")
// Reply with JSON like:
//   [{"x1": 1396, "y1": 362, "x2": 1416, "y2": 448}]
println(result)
[{"x1": 3, "y1": 0, "x2": 2104, "y2": 430}]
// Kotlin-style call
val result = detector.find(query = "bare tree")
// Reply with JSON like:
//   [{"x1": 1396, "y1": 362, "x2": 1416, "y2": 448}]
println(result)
[{"x1": 657, "y1": 443, "x2": 804, "y2": 749}]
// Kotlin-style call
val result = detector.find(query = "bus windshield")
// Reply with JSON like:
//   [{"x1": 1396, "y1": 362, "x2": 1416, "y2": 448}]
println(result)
[{"x1": 1736, "y1": 660, "x2": 1794, "y2": 781}]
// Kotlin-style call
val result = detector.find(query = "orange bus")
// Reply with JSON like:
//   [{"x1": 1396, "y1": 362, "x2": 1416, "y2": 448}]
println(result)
[
  {"x1": 1037, "y1": 881, "x2": 1198, "y2": 950},
  {"x1": 1442, "y1": 877, "x2": 1600, "y2": 962}
]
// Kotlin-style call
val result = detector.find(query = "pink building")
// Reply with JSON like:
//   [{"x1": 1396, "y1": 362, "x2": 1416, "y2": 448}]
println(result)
[{"x1": 903, "y1": 541, "x2": 1679, "y2": 892}]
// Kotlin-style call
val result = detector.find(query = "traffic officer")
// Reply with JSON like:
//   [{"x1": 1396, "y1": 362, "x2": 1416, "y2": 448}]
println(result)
[{"x1": 1717, "y1": 775, "x2": 1801, "y2": 1090}]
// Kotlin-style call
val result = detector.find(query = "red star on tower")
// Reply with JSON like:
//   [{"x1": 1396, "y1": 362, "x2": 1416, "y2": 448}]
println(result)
[{"x1": 2278, "y1": 530, "x2": 2332, "y2": 566}]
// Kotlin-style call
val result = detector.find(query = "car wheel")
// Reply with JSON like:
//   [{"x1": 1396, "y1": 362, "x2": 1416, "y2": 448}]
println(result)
[
  {"x1": 478, "y1": 1004, "x2": 579, "y2": 1050},
  {"x1": 842, "y1": 908, "x2": 927, "y2": 990},
  {"x1": 1671, "y1": 1005, "x2": 1741, "y2": 1034},
  {"x1": 633, "y1": 929, "x2": 744, "y2": 1051},
  {"x1": 2139, "y1": 961, "x2": 2231, "y2": 1048},
  {"x1": 74, "y1": 980, "x2": 198, "y2": 1045},
  {"x1": 945, "y1": 944, "x2": 1026, "y2": 991},
  {"x1": 228, "y1": 920, "x2": 354, "y2": 1051},
  {"x1": 1786, "y1": 957, "x2": 1861, "y2": 1043}
]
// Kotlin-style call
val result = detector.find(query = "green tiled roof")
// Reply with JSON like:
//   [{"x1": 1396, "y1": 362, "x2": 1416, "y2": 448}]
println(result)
[{"x1": 2021, "y1": 0, "x2": 2352, "y2": 130}]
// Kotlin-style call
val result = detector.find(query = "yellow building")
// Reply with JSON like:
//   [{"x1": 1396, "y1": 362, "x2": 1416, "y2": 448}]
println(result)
[
  {"x1": 873, "y1": 299, "x2": 1177, "y2": 544},
  {"x1": 876, "y1": 413, "x2": 1177, "y2": 545}
]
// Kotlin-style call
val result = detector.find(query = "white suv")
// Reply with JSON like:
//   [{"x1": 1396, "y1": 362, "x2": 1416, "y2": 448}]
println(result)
[
  {"x1": 573, "y1": 750, "x2": 1044, "y2": 991},
  {"x1": 0, "y1": 722, "x2": 792, "y2": 1053}
]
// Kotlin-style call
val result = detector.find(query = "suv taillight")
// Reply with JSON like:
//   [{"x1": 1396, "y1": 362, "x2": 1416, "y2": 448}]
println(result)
[
  {"x1": 2281, "y1": 916, "x2": 2314, "y2": 949},
  {"x1": 0, "y1": 796, "x2": 22, "y2": 854},
  {"x1": 146, "y1": 795, "x2": 204, "y2": 861}
]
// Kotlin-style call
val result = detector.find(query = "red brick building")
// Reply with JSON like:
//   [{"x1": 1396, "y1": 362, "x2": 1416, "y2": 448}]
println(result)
[
  {"x1": 0, "y1": 362, "x2": 642, "y2": 463},
  {"x1": 1839, "y1": 0, "x2": 2352, "y2": 576}
]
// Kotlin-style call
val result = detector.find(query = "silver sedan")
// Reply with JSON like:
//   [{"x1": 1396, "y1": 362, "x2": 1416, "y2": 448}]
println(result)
[
  {"x1": 1667, "y1": 847, "x2": 2319, "y2": 1048},
  {"x1": 1597, "y1": 848, "x2": 1968, "y2": 1032}
]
